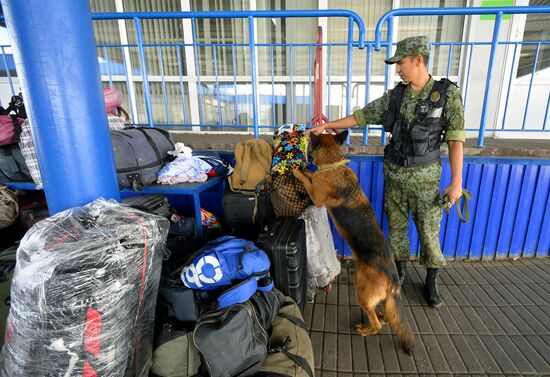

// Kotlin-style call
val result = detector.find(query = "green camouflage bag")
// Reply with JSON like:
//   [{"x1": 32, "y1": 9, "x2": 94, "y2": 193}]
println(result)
[{"x1": 256, "y1": 297, "x2": 314, "y2": 377}]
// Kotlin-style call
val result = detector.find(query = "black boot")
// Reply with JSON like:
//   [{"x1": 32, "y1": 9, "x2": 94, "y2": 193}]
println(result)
[
  {"x1": 395, "y1": 261, "x2": 407, "y2": 285},
  {"x1": 425, "y1": 268, "x2": 442, "y2": 308}
]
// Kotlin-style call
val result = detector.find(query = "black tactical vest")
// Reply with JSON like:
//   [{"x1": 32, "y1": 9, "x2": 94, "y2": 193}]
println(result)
[{"x1": 383, "y1": 78, "x2": 453, "y2": 167}]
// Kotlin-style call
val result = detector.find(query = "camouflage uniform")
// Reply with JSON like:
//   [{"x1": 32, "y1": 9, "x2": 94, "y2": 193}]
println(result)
[{"x1": 353, "y1": 37, "x2": 465, "y2": 268}]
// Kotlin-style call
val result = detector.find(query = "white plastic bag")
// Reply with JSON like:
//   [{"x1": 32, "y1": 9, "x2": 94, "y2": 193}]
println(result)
[{"x1": 300, "y1": 205, "x2": 341, "y2": 301}]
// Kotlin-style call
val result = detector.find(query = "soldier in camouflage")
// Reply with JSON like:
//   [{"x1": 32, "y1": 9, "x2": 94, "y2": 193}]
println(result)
[{"x1": 310, "y1": 36, "x2": 465, "y2": 308}]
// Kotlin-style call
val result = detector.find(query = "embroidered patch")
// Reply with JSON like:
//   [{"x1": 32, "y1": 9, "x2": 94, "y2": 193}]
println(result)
[
  {"x1": 430, "y1": 91, "x2": 441, "y2": 102},
  {"x1": 427, "y1": 107, "x2": 443, "y2": 118}
]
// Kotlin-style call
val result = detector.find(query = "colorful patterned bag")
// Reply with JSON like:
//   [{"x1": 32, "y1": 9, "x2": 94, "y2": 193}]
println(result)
[{"x1": 271, "y1": 124, "x2": 308, "y2": 176}]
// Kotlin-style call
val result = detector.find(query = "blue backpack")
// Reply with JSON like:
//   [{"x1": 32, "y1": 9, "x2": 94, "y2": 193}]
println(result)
[{"x1": 181, "y1": 236, "x2": 273, "y2": 308}]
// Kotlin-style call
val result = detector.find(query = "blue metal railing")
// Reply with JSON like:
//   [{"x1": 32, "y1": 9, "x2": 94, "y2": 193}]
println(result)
[
  {"x1": 1, "y1": 7, "x2": 549, "y2": 146},
  {"x1": 374, "y1": 6, "x2": 550, "y2": 147}
]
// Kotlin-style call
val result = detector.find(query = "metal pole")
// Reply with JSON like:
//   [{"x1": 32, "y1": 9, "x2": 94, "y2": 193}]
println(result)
[{"x1": 2, "y1": 0, "x2": 120, "y2": 213}]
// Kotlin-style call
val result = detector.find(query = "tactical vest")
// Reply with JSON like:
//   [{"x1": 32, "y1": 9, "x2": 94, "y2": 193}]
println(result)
[{"x1": 383, "y1": 78, "x2": 453, "y2": 168}]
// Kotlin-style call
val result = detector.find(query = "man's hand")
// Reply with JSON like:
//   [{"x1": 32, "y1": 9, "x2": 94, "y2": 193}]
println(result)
[
  {"x1": 443, "y1": 182, "x2": 463, "y2": 206},
  {"x1": 307, "y1": 123, "x2": 328, "y2": 135}
]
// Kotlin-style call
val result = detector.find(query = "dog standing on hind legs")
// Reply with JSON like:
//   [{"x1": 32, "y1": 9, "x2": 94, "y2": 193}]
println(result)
[{"x1": 293, "y1": 130, "x2": 413, "y2": 354}]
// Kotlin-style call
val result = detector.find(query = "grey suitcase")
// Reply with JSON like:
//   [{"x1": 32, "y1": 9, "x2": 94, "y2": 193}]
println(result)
[
  {"x1": 0, "y1": 145, "x2": 31, "y2": 182},
  {"x1": 110, "y1": 127, "x2": 174, "y2": 190}
]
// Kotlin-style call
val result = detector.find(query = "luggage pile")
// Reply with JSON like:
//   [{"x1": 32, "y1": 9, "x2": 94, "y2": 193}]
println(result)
[
  {"x1": 152, "y1": 234, "x2": 315, "y2": 377},
  {"x1": 0, "y1": 199, "x2": 169, "y2": 377}
]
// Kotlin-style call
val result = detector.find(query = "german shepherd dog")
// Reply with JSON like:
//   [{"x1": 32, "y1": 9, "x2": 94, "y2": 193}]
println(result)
[{"x1": 293, "y1": 130, "x2": 413, "y2": 354}]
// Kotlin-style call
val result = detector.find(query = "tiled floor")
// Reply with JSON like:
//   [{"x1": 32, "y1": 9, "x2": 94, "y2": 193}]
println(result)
[{"x1": 302, "y1": 258, "x2": 550, "y2": 376}]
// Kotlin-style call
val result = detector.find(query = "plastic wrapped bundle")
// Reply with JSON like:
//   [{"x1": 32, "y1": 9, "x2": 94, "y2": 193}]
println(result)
[
  {"x1": 0, "y1": 199, "x2": 169, "y2": 377},
  {"x1": 299, "y1": 206, "x2": 341, "y2": 301}
]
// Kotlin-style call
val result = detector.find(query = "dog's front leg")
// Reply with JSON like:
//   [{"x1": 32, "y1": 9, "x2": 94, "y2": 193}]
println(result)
[{"x1": 293, "y1": 170, "x2": 327, "y2": 207}]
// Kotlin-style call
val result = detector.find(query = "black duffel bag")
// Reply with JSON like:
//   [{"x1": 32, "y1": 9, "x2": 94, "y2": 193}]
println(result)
[
  {"x1": 193, "y1": 288, "x2": 284, "y2": 377},
  {"x1": 0, "y1": 144, "x2": 31, "y2": 182},
  {"x1": 111, "y1": 127, "x2": 174, "y2": 190}
]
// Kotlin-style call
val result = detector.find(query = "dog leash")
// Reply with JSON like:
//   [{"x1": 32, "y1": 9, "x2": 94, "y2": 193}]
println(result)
[{"x1": 439, "y1": 189, "x2": 473, "y2": 223}]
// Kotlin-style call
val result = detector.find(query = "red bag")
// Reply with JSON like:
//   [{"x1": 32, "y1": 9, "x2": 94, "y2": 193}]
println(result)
[
  {"x1": 0, "y1": 115, "x2": 25, "y2": 146},
  {"x1": 103, "y1": 87, "x2": 124, "y2": 115}
]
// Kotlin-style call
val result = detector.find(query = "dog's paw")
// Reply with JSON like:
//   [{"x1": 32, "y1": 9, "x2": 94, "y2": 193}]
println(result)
[
  {"x1": 354, "y1": 324, "x2": 368, "y2": 336},
  {"x1": 292, "y1": 169, "x2": 303, "y2": 178}
]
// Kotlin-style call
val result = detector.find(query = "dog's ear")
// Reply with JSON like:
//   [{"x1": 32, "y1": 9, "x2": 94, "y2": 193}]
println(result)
[
  {"x1": 334, "y1": 130, "x2": 348, "y2": 145},
  {"x1": 310, "y1": 132, "x2": 321, "y2": 149}
]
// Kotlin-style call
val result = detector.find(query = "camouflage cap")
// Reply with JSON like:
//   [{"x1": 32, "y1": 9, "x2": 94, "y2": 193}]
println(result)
[{"x1": 385, "y1": 36, "x2": 430, "y2": 64}]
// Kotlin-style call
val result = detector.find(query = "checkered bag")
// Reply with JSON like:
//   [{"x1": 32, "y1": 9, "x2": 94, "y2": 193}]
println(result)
[
  {"x1": 19, "y1": 120, "x2": 43, "y2": 189},
  {"x1": 270, "y1": 173, "x2": 312, "y2": 218}
]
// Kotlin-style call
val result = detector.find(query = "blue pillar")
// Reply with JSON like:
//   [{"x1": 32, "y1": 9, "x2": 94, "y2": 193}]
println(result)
[{"x1": 2, "y1": 0, "x2": 120, "y2": 213}]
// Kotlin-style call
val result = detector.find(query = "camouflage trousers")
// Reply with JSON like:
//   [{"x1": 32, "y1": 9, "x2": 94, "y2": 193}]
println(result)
[{"x1": 383, "y1": 160, "x2": 446, "y2": 268}]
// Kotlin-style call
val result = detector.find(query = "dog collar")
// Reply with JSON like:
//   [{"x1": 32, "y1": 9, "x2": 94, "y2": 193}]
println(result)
[{"x1": 316, "y1": 159, "x2": 351, "y2": 172}]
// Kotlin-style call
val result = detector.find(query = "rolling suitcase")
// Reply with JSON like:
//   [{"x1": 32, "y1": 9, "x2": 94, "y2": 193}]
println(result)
[
  {"x1": 122, "y1": 194, "x2": 172, "y2": 219},
  {"x1": 256, "y1": 218, "x2": 307, "y2": 311}
]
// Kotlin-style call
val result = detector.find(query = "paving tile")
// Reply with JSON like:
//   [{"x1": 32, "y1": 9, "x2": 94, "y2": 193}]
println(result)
[
  {"x1": 511, "y1": 306, "x2": 549, "y2": 334},
  {"x1": 495, "y1": 265, "x2": 526, "y2": 285},
  {"x1": 447, "y1": 306, "x2": 476, "y2": 334},
  {"x1": 458, "y1": 284, "x2": 484, "y2": 306},
  {"x1": 402, "y1": 284, "x2": 425, "y2": 306},
  {"x1": 325, "y1": 283, "x2": 338, "y2": 305},
  {"x1": 499, "y1": 306, "x2": 536, "y2": 334},
  {"x1": 336, "y1": 304, "x2": 351, "y2": 334},
  {"x1": 303, "y1": 302, "x2": 314, "y2": 330},
  {"x1": 422, "y1": 305, "x2": 447, "y2": 334},
  {"x1": 337, "y1": 267, "x2": 350, "y2": 284},
  {"x1": 379, "y1": 335, "x2": 401, "y2": 374},
  {"x1": 467, "y1": 284, "x2": 498, "y2": 306},
  {"x1": 522, "y1": 265, "x2": 550, "y2": 284},
  {"x1": 435, "y1": 306, "x2": 462, "y2": 334},
  {"x1": 478, "y1": 335, "x2": 520, "y2": 374},
  {"x1": 503, "y1": 265, "x2": 535, "y2": 283},
  {"x1": 337, "y1": 283, "x2": 349, "y2": 306},
  {"x1": 320, "y1": 371, "x2": 336, "y2": 377},
  {"x1": 437, "y1": 284, "x2": 457, "y2": 306},
  {"x1": 463, "y1": 265, "x2": 491, "y2": 284},
  {"x1": 322, "y1": 332, "x2": 338, "y2": 370},
  {"x1": 408, "y1": 265, "x2": 424, "y2": 285},
  {"x1": 401, "y1": 306, "x2": 419, "y2": 334},
  {"x1": 526, "y1": 306, "x2": 550, "y2": 332},
  {"x1": 395, "y1": 341, "x2": 416, "y2": 374},
  {"x1": 524, "y1": 335, "x2": 550, "y2": 366},
  {"x1": 463, "y1": 335, "x2": 502, "y2": 374},
  {"x1": 513, "y1": 283, "x2": 547, "y2": 305},
  {"x1": 445, "y1": 284, "x2": 472, "y2": 306},
  {"x1": 491, "y1": 283, "x2": 522, "y2": 305},
  {"x1": 461, "y1": 306, "x2": 491, "y2": 335},
  {"x1": 410, "y1": 335, "x2": 434, "y2": 374},
  {"x1": 316, "y1": 289, "x2": 327, "y2": 304},
  {"x1": 310, "y1": 331, "x2": 324, "y2": 370},
  {"x1": 421, "y1": 334, "x2": 451, "y2": 374},
  {"x1": 336, "y1": 333, "x2": 353, "y2": 372},
  {"x1": 311, "y1": 303, "x2": 326, "y2": 332},
  {"x1": 485, "y1": 306, "x2": 521, "y2": 335},
  {"x1": 450, "y1": 334, "x2": 485, "y2": 373},
  {"x1": 410, "y1": 306, "x2": 432, "y2": 334},
  {"x1": 324, "y1": 304, "x2": 338, "y2": 333},
  {"x1": 495, "y1": 335, "x2": 537, "y2": 375},
  {"x1": 479, "y1": 284, "x2": 508, "y2": 306},
  {"x1": 472, "y1": 307, "x2": 506, "y2": 335},
  {"x1": 437, "y1": 269, "x2": 454, "y2": 285},
  {"x1": 349, "y1": 305, "x2": 363, "y2": 332},
  {"x1": 502, "y1": 283, "x2": 537, "y2": 305},
  {"x1": 446, "y1": 267, "x2": 467, "y2": 285},
  {"x1": 435, "y1": 334, "x2": 468, "y2": 373},
  {"x1": 509, "y1": 335, "x2": 550, "y2": 374},
  {"x1": 365, "y1": 333, "x2": 385, "y2": 373},
  {"x1": 351, "y1": 335, "x2": 368, "y2": 373},
  {"x1": 477, "y1": 266, "x2": 503, "y2": 284}
]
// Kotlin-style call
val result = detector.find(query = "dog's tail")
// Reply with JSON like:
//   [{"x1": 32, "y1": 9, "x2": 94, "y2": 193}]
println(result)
[{"x1": 384, "y1": 288, "x2": 414, "y2": 354}]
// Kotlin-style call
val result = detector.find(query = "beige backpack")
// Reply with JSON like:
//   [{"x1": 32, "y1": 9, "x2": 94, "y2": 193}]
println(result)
[
  {"x1": 228, "y1": 138, "x2": 272, "y2": 193},
  {"x1": 0, "y1": 184, "x2": 18, "y2": 229}
]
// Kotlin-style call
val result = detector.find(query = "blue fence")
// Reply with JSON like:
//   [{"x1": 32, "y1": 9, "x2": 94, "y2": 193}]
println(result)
[{"x1": 1, "y1": 6, "x2": 550, "y2": 145}]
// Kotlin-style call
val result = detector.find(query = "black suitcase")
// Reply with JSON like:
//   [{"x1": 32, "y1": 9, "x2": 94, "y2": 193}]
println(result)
[
  {"x1": 122, "y1": 194, "x2": 172, "y2": 219},
  {"x1": 256, "y1": 218, "x2": 307, "y2": 311},
  {"x1": 222, "y1": 185, "x2": 272, "y2": 240}
]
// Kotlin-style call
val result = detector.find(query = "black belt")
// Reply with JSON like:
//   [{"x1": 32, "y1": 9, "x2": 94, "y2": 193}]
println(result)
[{"x1": 385, "y1": 149, "x2": 440, "y2": 168}]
